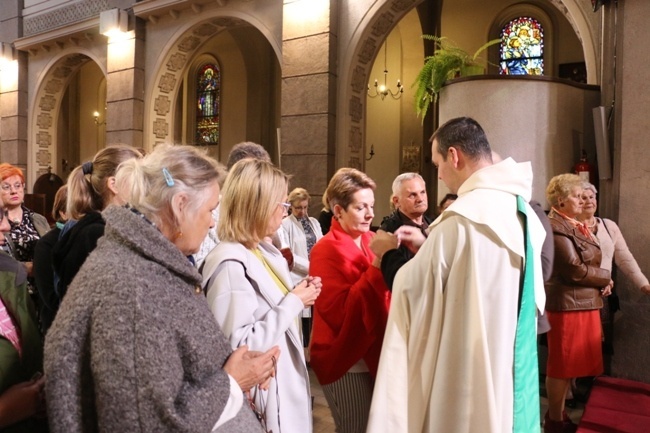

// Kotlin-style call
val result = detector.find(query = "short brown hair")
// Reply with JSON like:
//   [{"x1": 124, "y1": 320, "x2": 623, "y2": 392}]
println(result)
[{"x1": 325, "y1": 168, "x2": 376, "y2": 211}]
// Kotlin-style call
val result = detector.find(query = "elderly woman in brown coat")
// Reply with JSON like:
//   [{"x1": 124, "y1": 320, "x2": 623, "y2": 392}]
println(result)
[{"x1": 543, "y1": 173, "x2": 612, "y2": 433}]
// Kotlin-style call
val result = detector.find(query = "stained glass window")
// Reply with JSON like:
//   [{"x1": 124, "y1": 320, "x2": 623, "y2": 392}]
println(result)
[
  {"x1": 499, "y1": 17, "x2": 544, "y2": 75},
  {"x1": 196, "y1": 63, "x2": 220, "y2": 145}
]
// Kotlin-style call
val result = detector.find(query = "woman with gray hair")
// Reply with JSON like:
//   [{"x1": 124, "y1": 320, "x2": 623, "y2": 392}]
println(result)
[
  {"x1": 578, "y1": 182, "x2": 650, "y2": 294},
  {"x1": 45, "y1": 144, "x2": 278, "y2": 432},
  {"x1": 543, "y1": 173, "x2": 612, "y2": 433},
  {"x1": 578, "y1": 182, "x2": 649, "y2": 374}
]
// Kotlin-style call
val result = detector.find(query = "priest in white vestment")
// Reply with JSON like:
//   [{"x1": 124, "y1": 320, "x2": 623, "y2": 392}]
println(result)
[{"x1": 367, "y1": 117, "x2": 546, "y2": 433}]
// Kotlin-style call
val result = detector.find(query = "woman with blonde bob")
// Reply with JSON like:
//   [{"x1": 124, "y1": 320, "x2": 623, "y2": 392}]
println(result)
[
  {"x1": 45, "y1": 144, "x2": 278, "y2": 432},
  {"x1": 202, "y1": 158, "x2": 321, "y2": 433},
  {"x1": 543, "y1": 173, "x2": 612, "y2": 433}
]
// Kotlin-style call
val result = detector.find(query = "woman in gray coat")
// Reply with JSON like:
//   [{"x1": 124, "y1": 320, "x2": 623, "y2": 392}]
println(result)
[{"x1": 44, "y1": 144, "x2": 278, "y2": 432}]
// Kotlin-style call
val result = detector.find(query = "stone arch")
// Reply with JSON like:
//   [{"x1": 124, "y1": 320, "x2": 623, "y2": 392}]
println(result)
[
  {"x1": 550, "y1": 0, "x2": 599, "y2": 84},
  {"x1": 145, "y1": 12, "x2": 281, "y2": 149},
  {"x1": 336, "y1": 0, "x2": 425, "y2": 170},
  {"x1": 29, "y1": 50, "x2": 105, "y2": 181},
  {"x1": 336, "y1": 0, "x2": 599, "y2": 170}
]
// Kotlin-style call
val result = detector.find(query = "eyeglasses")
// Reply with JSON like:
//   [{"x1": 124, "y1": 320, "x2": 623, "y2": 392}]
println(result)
[
  {"x1": 0, "y1": 182, "x2": 24, "y2": 192},
  {"x1": 278, "y1": 202, "x2": 291, "y2": 214}
]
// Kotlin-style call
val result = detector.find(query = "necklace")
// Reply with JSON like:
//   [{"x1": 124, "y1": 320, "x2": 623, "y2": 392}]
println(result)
[
  {"x1": 8, "y1": 211, "x2": 22, "y2": 224},
  {"x1": 586, "y1": 219, "x2": 597, "y2": 228}
]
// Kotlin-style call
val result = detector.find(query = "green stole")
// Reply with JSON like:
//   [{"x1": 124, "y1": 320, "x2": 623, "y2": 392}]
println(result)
[{"x1": 513, "y1": 196, "x2": 540, "y2": 432}]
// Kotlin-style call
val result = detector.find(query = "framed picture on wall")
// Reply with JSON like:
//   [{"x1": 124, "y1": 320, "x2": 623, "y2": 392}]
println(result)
[
  {"x1": 401, "y1": 142, "x2": 421, "y2": 173},
  {"x1": 559, "y1": 62, "x2": 587, "y2": 84}
]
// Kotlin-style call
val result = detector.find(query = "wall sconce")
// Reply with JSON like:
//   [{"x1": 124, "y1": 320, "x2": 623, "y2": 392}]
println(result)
[
  {"x1": 366, "y1": 144, "x2": 375, "y2": 161},
  {"x1": 99, "y1": 9, "x2": 128, "y2": 39},
  {"x1": 93, "y1": 111, "x2": 106, "y2": 126}
]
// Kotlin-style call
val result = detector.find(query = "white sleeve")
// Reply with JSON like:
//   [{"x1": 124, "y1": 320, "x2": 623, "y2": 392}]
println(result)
[{"x1": 211, "y1": 374, "x2": 244, "y2": 431}]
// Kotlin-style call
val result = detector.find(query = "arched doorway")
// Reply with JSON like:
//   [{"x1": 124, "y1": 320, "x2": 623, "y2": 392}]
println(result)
[
  {"x1": 30, "y1": 53, "x2": 106, "y2": 183},
  {"x1": 145, "y1": 15, "x2": 281, "y2": 162}
]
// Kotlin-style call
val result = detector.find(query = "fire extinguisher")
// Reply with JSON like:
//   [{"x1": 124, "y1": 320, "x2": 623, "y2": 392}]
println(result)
[{"x1": 574, "y1": 149, "x2": 595, "y2": 184}]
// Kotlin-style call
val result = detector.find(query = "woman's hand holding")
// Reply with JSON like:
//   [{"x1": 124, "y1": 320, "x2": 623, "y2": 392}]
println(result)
[
  {"x1": 224, "y1": 345, "x2": 281, "y2": 392},
  {"x1": 23, "y1": 262, "x2": 34, "y2": 277},
  {"x1": 601, "y1": 280, "x2": 614, "y2": 297},
  {"x1": 369, "y1": 230, "x2": 399, "y2": 263},
  {"x1": 292, "y1": 277, "x2": 322, "y2": 308},
  {"x1": 0, "y1": 375, "x2": 45, "y2": 428}
]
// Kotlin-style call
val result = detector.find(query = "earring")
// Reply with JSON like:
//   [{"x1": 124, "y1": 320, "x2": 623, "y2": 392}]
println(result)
[
  {"x1": 174, "y1": 231, "x2": 183, "y2": 240},
  {"x1": 559, "y1": 203, "x2": 565, "y2": 207}
]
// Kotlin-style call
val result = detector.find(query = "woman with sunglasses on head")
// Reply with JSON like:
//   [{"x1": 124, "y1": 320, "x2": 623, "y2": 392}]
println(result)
[
  {"x1": 0, "y1": 164, "x2": 50, "y2": 276},
  {"x1": 203, "y1": 158, "x2": 321, "y2": 433}
]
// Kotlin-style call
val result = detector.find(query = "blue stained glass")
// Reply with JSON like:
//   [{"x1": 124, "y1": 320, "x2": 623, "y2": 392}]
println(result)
[
  {"x1": 500, "y1": 17, "x2": 544, "y2": 76},
  {"x1": 196, "y1": 63, "x2": 220, "y2": 145}
]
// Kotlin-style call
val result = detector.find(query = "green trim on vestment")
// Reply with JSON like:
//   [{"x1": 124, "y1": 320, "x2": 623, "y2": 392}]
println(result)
[{"x1": 513, "y1": 196, "x2": 540, "y2": 433}]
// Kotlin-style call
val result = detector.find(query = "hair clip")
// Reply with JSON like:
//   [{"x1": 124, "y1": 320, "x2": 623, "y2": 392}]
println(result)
[{"x1": 162, "y1": 167, "x2": 175, "y2": 187}]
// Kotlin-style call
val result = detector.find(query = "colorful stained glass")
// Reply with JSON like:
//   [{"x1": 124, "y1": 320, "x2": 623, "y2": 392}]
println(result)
[
  {"x1": 196, "y1": 63, "x2": 220, "y2": 145},
  {"x1": 499, "y1": 17, "x2": 544, "y2": 76}
]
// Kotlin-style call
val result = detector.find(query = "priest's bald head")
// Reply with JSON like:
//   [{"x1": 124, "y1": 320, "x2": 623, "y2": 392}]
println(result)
[{"x1": 430, "y1": 117, "x2": 493, "y2": 194}]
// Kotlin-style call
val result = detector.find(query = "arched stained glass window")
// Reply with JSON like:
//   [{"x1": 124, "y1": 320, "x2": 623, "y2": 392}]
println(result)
[
  {"x1": 499, "y1": 17, "x2": 544, "y2": 75},
  {"x1": 196, "y1": 63, "x2": 220, "y2": 145}
]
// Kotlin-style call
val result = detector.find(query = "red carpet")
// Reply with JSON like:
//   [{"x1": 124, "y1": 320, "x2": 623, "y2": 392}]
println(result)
[{"x1": 577, "y1": 376, "x2": 650, "y2": 433}]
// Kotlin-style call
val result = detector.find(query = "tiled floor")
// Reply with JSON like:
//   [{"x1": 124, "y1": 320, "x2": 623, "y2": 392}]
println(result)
[
  {"x1": 310, "y1": 367, "x2": 336, "y2": 433},
  {"x1": 309, "y1": 367, "x2": 586, "y2": 433}
]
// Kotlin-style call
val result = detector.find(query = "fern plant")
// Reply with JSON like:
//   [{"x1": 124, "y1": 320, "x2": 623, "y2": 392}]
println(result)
[{"x1": 413, "y1": 36, "x2": 501, "y2": 119}]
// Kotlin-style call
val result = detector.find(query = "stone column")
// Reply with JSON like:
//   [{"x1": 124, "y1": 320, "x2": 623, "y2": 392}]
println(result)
[
  {"x1": 610, "y1": 0, "x2": 650, "y2": 383},
  {"x1": 0, "y1": 0, "x2": 28, "y2": 170},
  {"x1": 281, "y1": 0, "x2": 337, "y2": 210},
  {"x1": 105, "y1": 17, "x2": 144, "y2": 147}
]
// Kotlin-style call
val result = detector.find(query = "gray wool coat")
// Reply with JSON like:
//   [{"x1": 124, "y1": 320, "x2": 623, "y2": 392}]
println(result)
[{"x1": 44, "y1": 205, "x2": 263, "y2": 433}]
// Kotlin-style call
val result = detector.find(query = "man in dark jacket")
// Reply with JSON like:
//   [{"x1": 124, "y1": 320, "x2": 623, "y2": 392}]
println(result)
[{"x1": 374, "y1": 173, "x2": 432, "y2": 289}]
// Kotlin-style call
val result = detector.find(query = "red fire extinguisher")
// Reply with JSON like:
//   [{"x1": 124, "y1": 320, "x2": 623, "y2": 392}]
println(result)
[{"x1": 574, "y1": 149, "x2": 595, "y2": 184}]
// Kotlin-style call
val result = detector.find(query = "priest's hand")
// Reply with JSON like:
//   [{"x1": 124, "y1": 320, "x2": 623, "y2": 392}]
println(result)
[{"x1": 393, "y1": 226, "x2": 426, "y2": 254}]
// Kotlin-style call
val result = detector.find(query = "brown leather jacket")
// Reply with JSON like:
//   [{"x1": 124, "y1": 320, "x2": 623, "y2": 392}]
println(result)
[{"x1": 545, "y1": 213, "x2": 611, "y2": 312}]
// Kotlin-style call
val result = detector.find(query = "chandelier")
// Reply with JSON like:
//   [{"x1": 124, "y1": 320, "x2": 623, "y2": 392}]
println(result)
[{"x1": 367, "y1": 41, "x2": 403, "y2": 100}]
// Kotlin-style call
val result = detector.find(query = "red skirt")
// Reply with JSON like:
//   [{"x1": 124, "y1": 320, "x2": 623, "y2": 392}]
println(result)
[{"x1": 546, "y1": 309, "x2": 603, "y2": 378}]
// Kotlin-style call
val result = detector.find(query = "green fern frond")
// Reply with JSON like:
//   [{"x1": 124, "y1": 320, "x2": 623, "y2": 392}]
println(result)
[{"x1": 412, "y1": 35, "x2": 500, "y2": 121}]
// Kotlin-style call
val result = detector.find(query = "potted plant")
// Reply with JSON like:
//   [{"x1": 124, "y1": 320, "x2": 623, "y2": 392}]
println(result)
[{"x1": 413, "y1": 36, "x2": 501, "y2": 119}]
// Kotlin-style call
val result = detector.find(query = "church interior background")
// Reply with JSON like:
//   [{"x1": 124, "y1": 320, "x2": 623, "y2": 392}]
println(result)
[{"x1": 1, "y1": 0, "x2": 649, "y2": 383}]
